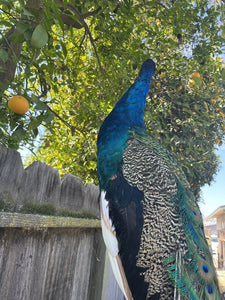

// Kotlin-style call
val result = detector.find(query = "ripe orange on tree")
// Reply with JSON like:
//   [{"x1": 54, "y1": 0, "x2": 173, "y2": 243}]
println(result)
[
  {"x1": 8, "y1": 95, "x2": 29, "y2": 114},
  {"x1": 191, "y1": 72, "x2": 201, "y2": 79}
]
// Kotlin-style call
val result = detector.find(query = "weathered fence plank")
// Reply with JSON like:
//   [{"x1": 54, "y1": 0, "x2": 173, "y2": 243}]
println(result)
[
  {"x1": 0, "y1": 212, "x2": 101, "y2": 228},
  {"x1": 0, "y1": 144, "x2": 99, "y2": 217},
  {"x1": 0, "y1": 143, "x2": 124, "y2": 300},
  {"x1": 0, "y1": 227, "x2": 105, "y2": 300}
]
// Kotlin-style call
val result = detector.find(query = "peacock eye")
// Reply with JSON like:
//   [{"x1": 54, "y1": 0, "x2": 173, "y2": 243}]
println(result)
[
  {"x1": 202, "y1": 264, "x2": 209, "y2": 273},
  {"x1": 192, "y1": 210, "x2": 197, "y2": 216},
  {"x1": 206, "y1": 284, "x2": 214, "y2": 294}
]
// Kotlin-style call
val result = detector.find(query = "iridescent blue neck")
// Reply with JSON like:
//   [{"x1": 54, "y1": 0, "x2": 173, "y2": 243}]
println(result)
[{"x1": 97, "y1": 59, "x2": 155, "y2": 189}]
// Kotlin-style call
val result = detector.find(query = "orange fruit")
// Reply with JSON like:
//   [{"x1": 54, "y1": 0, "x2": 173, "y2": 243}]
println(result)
[
  {"x1": 191, "y1": 72, "x2": 201, "y2": 79},
  {"x1": 215, "y1": 139, "x2": 221, "y2": 145},
  {"x1": 8, "y1": 95, "x2": 29, "y2": 114}
]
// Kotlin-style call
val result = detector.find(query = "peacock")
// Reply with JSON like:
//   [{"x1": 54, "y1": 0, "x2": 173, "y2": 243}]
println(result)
[{"x1": 97, "y1": 59, "x2": 220, "y2": 300}]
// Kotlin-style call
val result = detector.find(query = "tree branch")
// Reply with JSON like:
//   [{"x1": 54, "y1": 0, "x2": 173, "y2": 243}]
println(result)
[
  {"x1": 59, "y1": 13, "x2": 83, "y2": 29},
  {"x1": 0, "y1": 28, "x2": 22, "y2": 99},
  {"x1": 82, "y1": 6, "x2": 102, "y2": 18},
  {"x1": 63, "y1": 2, "x2": 104, "y2": 72},
  {"x1": 43, "y1": 102, "x2": 82, "y2": 136},
  {"x1": 56, "y1": 1, "x2": 101, "y2": 29}
]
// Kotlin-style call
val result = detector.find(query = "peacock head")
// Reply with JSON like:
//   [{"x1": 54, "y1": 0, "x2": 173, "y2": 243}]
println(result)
[{"x1": 139, "y1": 59, "x2": 156, "y2": 78}]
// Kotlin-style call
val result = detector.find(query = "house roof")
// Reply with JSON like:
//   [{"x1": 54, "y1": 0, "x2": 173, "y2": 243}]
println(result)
[{"x1": 207, "y1": 205, "x2": 225, "y2": 220}]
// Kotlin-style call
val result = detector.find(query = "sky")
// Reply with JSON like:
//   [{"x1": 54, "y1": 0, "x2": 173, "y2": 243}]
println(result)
[{"x1": 199, "y1": 145, "x2": 225, "y2": 219}]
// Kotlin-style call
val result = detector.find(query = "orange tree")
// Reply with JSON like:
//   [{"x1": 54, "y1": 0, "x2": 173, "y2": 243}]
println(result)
[{"x1": 0, "y1": 0, "x2": 225, "y2": 198}]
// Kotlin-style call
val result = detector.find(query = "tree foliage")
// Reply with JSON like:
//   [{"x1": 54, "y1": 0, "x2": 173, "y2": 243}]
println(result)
[{"x1": 0, "y1": 0, "x2": 225, "y2": 198}]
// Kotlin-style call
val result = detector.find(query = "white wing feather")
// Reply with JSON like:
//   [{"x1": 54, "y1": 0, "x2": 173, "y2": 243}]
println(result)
[{"x1": 100, "y1": 190, "x2": 133, "y2": 300}]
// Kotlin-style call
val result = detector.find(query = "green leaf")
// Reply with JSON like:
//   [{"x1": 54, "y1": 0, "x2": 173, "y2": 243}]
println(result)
[
  {"x1": 44, "y1": 111, "x2": 54, "y2": 123},
  {"x1": 32, "y1": 128, "x2": 39, "y2": 137},
  {"x1": 28, "y1": 115, "x2": 44, "y2": 129},
  {"x1": 8, "y1": 31, "x2": 25, "y2": 43},
  {"x1": 35, "y1": 100, "x2": 48, "y2": 110},
  {"x1": 31, "y1": 24, "x2": 49, "y2": 49},
  {"x1": 30, "y1": 94, "x2": 40, "y2": 103},
  {"x1": 60, "y1": 41, "x2": 67, "y2": 58},
  {"x1": 23, "y1": 7, "x2": 35, "y2": 17},
  {"x1": 23, "y1": 7, "x2": 40, "y2": 18},
  {"x1": 16, "y1": 22, "x2": 31, "y2": 34},
  {"x1": 221, "y1": 69, "x2": 225, "y2": 81},
  {"x1": 24, "y1": 29, "x2": 33, "y2": 41},
  {"x1": 12, "y1": 126, "x2": 26, "y2": 141},
  {"x1": 193, "y1": 77, "x2": 202, "y2": 87},
  {"x1": 0, "y1": 49, "x2": 8, "y2": 63},
  {"x1": 9, "y1": 117, "x2": 18, "y2": 131}
]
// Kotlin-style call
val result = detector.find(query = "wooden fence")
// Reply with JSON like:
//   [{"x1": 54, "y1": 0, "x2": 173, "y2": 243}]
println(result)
[{"x1": 0, "y1": 144, "x2": 124, "y2": 300}]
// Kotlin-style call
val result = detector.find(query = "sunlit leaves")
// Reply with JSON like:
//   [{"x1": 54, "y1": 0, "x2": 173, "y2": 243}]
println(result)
[{"x1": 0, "y1": 0, "x2": 225, "y2": 197}]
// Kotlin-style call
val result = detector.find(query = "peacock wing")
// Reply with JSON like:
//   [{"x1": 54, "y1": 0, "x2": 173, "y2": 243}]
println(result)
[{"x1": 122, "y1": 128, "x2": 221, "y2": 300}]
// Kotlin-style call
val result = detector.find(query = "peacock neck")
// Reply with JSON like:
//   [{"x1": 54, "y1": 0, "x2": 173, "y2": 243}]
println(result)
[
  {"x1": 97, "y1": 63, "x2": 154, "y2": 189},
  {"x1": 112, "y1": 77, "x2": 150, "y2": 129}
]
